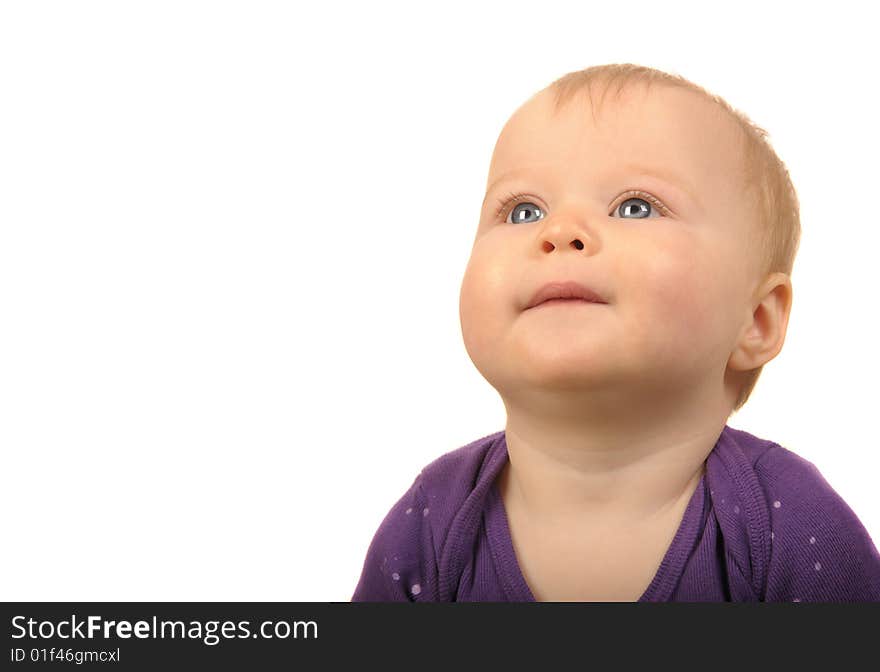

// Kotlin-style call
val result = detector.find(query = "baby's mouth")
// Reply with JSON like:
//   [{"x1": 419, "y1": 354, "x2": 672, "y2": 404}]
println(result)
[
  {"x1": 525, "y1": 280, "x2": 608, "y2": 310},
  {"x1": 528, "y1": 297, "x2": 605, "y2": 309}
]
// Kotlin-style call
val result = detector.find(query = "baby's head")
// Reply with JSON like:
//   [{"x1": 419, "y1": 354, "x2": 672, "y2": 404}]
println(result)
[{"x1": 459, "y1": 64, "x2": 799, "y2": 423}]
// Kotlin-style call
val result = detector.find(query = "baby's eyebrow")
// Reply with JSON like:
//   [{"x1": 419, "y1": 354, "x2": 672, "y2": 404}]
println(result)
[
  {"x1": 619, "y1": 163, "x2": 698, "y2": 203},
  {"x1": 482, "y1": 163, "x2": 699, "y2": 210}
]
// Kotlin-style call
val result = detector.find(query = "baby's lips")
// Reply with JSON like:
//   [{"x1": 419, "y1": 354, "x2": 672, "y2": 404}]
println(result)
[{"x1": 525, "y1": 280, "x2": 608, "y2": 310}]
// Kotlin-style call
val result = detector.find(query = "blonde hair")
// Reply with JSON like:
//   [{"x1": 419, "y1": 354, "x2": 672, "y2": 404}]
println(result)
[{"x1": 543, "y1": 63, "x2": 801, "y2": 414}]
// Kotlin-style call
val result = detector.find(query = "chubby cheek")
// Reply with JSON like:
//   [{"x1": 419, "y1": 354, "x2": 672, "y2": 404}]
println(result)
[
  {"x1": 458, "y1": 250, "x2": 511, "y2": 364},
  {"x1": 628, "y1": 237, "x2": 732, "y2": 366}
]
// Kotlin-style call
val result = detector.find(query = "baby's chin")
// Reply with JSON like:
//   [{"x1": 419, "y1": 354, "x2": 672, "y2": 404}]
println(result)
[
  {"x1": 491, "y1": 352, "x2": 624, "y2": 395},
  {"x1": 506, "y1": 327, "x2": 615, "y2": 372}
]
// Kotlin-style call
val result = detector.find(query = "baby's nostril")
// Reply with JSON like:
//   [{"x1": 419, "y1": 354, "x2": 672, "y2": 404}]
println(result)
[{"x1": 572, "y1": 240, "x2": 584, "y2": 250}]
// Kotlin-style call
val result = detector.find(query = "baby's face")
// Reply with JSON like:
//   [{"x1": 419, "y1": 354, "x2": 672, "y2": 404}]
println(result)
[{"x1": 459, "y1": 84, "x2": 761, "y2": 403}]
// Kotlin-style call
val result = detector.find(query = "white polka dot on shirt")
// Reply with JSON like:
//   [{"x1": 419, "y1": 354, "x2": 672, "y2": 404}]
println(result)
[
  {"x1": 773, "y1": 500, "x2": 781, "y2": 508},
  {"x1": 809, "y1": 536, "x2": 816, "y2": 544},
  {"x1": 814, "y1": 562, "x2": 822, "y2": 571},
  {"x1": 733, "y1": 505, "x2": 740, "y2": 514},
  {"x1": 405, "y1": 508, "x2": 412, "y2": 514},
  {"x1": 411, "y1": 583, "x2": 421, "y2": 595},
  {"x1": 392, "y1": 572, "x2": 400, "y2": 581},
  {"x1": 422, "y1": 507, "x2": 429, "y2": 516}
]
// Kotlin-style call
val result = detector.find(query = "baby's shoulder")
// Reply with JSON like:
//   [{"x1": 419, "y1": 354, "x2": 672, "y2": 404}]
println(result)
[
  {"x1": 741, "y1": 435, "x2": 880, "y2": 601},
  {"x1": 751, "y1": 438, "x2": 842, "y2": 508},
  {"x1": 415, "y1": 429, "x2": 504, "y2": 509},
  {"x1": 350, "y1": 430, "x2": 505, "y2": 601},
  {"x1": 729, "y1": 427, "x2": 857, "y2": 531},
  {"x1": 720, "y1": 425, "x2": 827, "y2": 495}
]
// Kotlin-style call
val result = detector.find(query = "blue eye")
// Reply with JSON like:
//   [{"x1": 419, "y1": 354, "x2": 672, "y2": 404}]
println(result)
[
  {"x1": 508, "y1": 201, "x2": 545, "y2": 224},
  {"x1": 495, "y1": 189, "x2": 671, "y2": 224},
  {"x1": 614, "y1": 195, "x2": 665, "y2": 219}
]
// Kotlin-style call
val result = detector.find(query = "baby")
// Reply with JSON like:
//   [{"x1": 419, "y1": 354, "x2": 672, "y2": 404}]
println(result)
[{"x1": 351, "y1": 63, "x2": 880, "y2": 602}]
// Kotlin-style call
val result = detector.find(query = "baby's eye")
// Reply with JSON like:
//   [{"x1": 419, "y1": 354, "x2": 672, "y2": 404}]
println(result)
[
  {"x1": 612, "y1": 193, "x2": 666, "y2": 219},
  {"x1": 497, "y1": 190, "x2": 671, "y2": 224},
  {"x1": 507, "y1": 201, "x2": 545, "y2": 225}
]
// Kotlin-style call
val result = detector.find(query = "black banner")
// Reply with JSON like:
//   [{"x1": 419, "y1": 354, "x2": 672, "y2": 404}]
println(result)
[{"x1": 2, "y1": 602, "x2": 874, "y2": 668}]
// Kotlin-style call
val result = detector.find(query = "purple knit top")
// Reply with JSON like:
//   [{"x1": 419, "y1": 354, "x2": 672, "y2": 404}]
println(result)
[{"x1": 352, "y1": 425, "x2": 880, "y2": 602}]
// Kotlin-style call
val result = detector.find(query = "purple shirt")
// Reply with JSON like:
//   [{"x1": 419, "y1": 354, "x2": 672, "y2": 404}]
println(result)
[{"x1": 351, "y1": 425, "x2": 880, "y2": 602}]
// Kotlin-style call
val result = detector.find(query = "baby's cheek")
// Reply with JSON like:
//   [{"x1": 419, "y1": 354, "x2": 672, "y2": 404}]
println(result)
[
  {"x1": 459, "y1": 255, "x2": 506, "y2": 354},
  {"x1": 636, "y1": 245, "x2": 726, "y2": 349}
]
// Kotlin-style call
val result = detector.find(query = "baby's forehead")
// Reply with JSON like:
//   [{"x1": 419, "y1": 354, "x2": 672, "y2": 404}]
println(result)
[
  {"x1": 512, "y1": 85, "x2": 739, "y2": 159},
  {"x1": 491, "y1": 86, "x2": 747, "y2": 205}
]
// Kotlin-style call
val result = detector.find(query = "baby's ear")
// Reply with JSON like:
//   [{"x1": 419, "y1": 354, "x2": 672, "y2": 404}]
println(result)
[{"x1": 729, "y1": 273, "x2": 792, "y2": 371}]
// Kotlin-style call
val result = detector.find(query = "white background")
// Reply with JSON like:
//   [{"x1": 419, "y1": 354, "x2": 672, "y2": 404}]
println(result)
[{"x1": 1, "y1": 1, "x2": 877, "y2": 601}]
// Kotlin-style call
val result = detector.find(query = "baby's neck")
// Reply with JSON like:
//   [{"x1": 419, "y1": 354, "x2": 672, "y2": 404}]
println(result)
[{"x1": 499, "y1": 415, "x2": 723, "y2": 525}]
